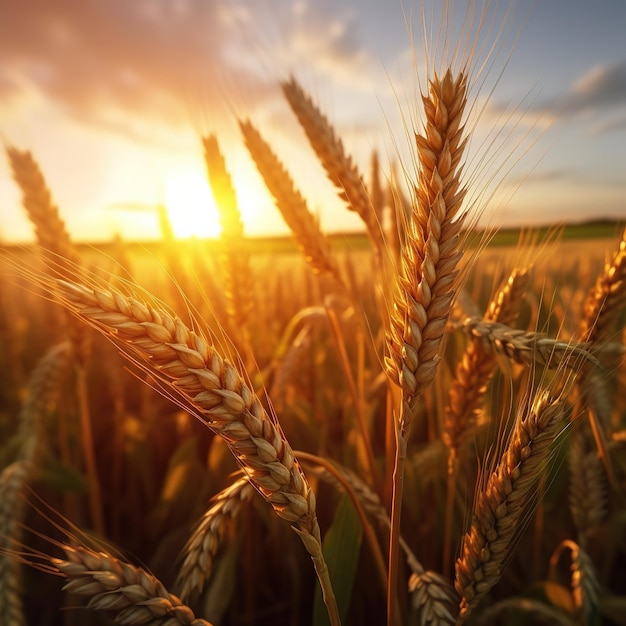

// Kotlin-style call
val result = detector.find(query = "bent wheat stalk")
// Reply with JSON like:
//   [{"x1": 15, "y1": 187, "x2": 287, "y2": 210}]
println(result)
[{"x1": 48, "y1": 278, "x2": 340, "y2": 626}]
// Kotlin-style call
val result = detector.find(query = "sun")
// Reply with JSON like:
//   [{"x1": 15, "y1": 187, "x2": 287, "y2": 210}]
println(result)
[{"x1": 164, "y1": 170, "x2": 221, "y2": 239}]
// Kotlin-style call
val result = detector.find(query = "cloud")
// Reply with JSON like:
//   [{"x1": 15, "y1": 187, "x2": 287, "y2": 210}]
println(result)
[
  {"x1": 0, "y1": 0, "x2": 377, "y2": 143},
  {"x1": 0, "y1": 0, "x2": 280, "y2": 139},
  {"x1": 564, "y1": 61, "x2": 626, "y2": 114}
]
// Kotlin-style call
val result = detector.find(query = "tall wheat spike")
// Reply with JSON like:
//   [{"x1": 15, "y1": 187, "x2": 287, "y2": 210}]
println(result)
[
  {"x1": 6, "y1": 145, "x2": 105, "y2": 535},
  {"x1": 579, "y1": 227, "x2": 626, "y2": 345},
  {"x1": 385, "y1": 68, "x2": 470, "y2": 626},
  {"x1": 178, "y1": 476, "x2": 255, "y2": 601}
]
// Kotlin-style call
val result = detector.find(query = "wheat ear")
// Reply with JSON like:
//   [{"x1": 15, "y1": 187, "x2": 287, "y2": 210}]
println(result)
[
  {"x1": 48, "y1": 544, "x2": 214, "y2": 625},
  {"x1": 52, "y1": 278, "x2": 340, "y2": 625},
  {"x1": 579, "y1": 227, "x2": 626, "y2": 344},
  {"x1": 458, "y1": 318, "x2": 597, "y2": 370},
  {"x1": 6, "y1": 146, "x2": 80, "y2": 274},
  {"x1": 282, "y1": 76, "x2": 384, "y2": 253},
  {"x1": 408, "y1": 570, "x2": 457, "y2": 626},
  {"x1": 203, "y1": 134, "x2": 255, "y2": 336},
  {"x1": 568, "y1": 427, "x2": 608, "y2": 548},
  {"x1": 442, "y1": 269, "x2": 529, "y2": 575},
  {"x1": 0, "y1": 342, "x2": 71, "y2": 626},
  {"x1": 385, "y1": 68, "x2": 470, "y2": 626},
  {"x1": 575, "y1": 229, "x2": 626, "y2": 487},
  {"x1": 444, "y1": 270, "x2": 530, "y2": 455},
  {"x1": 455, "y1": 389, "x2": 567, "y2": 622},
  {"x1": 239, "y1": 119, "x2": 346, "y2": 291},
  {"x1": 177, "y1": 476, "x2": 255, "y2": 601}
]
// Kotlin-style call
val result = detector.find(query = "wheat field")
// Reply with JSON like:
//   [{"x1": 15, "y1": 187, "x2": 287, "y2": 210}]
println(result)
[{"x1": 1, "y1": 3, "x2": 625, "y2": 626}]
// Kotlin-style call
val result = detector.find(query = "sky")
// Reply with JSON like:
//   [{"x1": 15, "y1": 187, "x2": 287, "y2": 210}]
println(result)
[{"x1": 0, "y1": 0, "x2": 625, "y2": 243}]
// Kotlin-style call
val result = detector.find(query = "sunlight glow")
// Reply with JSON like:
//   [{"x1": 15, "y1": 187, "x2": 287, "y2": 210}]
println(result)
[{"x1": 164, "y1": 170, "x2": 221, "y2": 239}]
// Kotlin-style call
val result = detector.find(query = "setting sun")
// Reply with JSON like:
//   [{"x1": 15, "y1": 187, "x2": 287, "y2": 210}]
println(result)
[{"x1": 164, "y1": 170, "x2": 221, "y2": 239}]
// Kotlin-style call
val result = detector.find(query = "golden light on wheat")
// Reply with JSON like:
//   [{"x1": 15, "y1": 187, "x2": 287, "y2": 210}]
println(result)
[{"x1": 0, "y1": 2, "x2": 624, "y2": 626}]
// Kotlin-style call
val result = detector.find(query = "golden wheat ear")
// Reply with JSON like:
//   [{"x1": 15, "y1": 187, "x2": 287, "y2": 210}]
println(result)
[
  {"x1": 455, "y1": 388, "x2": 569, "y2": 622},
  {"x1": 282, "y1": 76, "x2": 385, "y2": 254},
  {"x1": 53, "y1": 544, "x2": 215, "y2": 626},
  {"x1": 385, "y1": 67, "x2": 471, "y2": 626},
  {"x1": 239, "y1": 118, "x2": 346, "y2": 292}
]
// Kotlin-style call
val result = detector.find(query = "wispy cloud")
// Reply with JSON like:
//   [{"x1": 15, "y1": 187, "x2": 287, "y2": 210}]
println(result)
[
  {"x1": 0, "y1": 0, "x2": 377, "y2": 141},
  {"x1": 563, "y1": 61, "x2": 626, "y2": 114},
  {"x1": 0, "y1": 0, "x2": 276, "y2": 138}
]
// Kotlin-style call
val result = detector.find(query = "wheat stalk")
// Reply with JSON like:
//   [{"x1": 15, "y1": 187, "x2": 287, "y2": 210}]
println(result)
[
  {"x1": 455, "y1": 389, "x2": 568, "y2": 622},
  {"x1": 49, "y1": 278, "x2": 340, "y2": 625}
]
